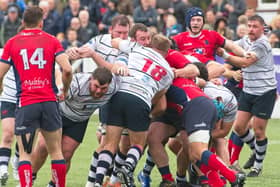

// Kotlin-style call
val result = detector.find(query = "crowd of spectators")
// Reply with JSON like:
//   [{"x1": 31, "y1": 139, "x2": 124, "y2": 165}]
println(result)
[{"x1": 0, "y1": 0, "x2": 280, "y2": 49}]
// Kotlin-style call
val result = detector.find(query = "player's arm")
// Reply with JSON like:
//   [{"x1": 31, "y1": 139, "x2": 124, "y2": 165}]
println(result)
[
  {"x1": 55, "y1": 53, "x2": 73, "y2": 98},
  {"x1": 218, "y1": 48, "x2": 257, "y2": 68},
  {"x1": 0, "y1": 62, "x2": 11, "y2": 93},
  {"x1": 173, "y1": 63, "x2": 200, "y2": 78},
  {"x1": 224, "y1": 39, "x2": 246, "y2": 57}
]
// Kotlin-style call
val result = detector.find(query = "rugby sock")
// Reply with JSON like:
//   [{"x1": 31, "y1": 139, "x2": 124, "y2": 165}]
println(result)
[
  {"x1": 15, "y1": 143, "x2": 19, "y2": 158},
  {"x1": 88, "y1": 151, "x2": 99, "y2": 183},
  {"x1": 51, "y1": 159, "x2": 66, "y2": 187},
  {"x1": 18, "y1": 161, "x2": 32, "y2": 187},
  {"x1": 229, "y1": 131, "x2": 244, "y2": 164},
  {"x1": 254, "y1": 138, "x2": 268, "y2": 169},
  {"x1": 143, "y1": 150, "x2": 155, "y2": 176},
  {"x1": 158, "y1": 166, "x2": 174, "y2": 182},
  {"x1": 201, "y1": 150, "x2": 236, "y2": 183},
  {"x1": 32, "y1": 172, "x2": 37, "y2": 183},
  {"x1": 240, "y1": 129, "x2": 255, "y2": 151},
  {"x1": 110, "y1": 151, "x2": 126, "y2": 183},
  {"x1": 176, "y1": 172, "x2": 187, "y2": 183},
  {"x1": 95, "y1": 150, "x2": 114, "y2": 184},
  {"x1": 0, "y1": 148, "x2": 11, "y2": 168},
  {"x1": 196, "y1": 161, "x2": 224, "y2": 187},
  {"x1": 124, "y1": 145, "x2": 142, "y2": 171}
]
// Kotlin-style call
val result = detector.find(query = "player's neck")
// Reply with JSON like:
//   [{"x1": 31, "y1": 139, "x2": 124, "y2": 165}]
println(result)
[
  {"x1": 24, "y1": 27, "x2": 41, "y2": 30},
  {"x1": 189, "y1": 31, "x2": 201, "y2": 38}
]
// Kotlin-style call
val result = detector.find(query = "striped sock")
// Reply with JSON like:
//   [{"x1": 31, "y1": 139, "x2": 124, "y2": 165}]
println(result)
[
  {"x1": 143, "y1": 151, "x2": 155, "y2": 176},
  {"x1": 0, "y1": 148, "x2": 11, "y2": 168},
  {"x1": 87, "y1": 151, "x2": 99, "y2": 183},
  {"x1": 124, "y1": 145, "x2": 142, "y2": 172},
  {"x1": 95, "y1": 150, "x2": 114, "y2": 184},
  {"x1": 240, "y1": 129, "x2": 255, "y2": 152},
  {"x1": 254, "y1": 138, "x2": 268, "y2": 169}
]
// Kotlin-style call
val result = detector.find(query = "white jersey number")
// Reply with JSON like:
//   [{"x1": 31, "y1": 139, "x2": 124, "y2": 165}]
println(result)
[
  {"x1": 142, "y1": 59, "x2": 167, "y2": 81},
  {"x1": 20, "y1": 48, "x2": 46, "y2": 70}
]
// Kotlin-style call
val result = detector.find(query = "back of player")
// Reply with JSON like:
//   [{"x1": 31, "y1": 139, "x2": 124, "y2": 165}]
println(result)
[
  {"x1": 3, "y1": 25, "x2": 63, "y2": 107},
  {"x1": 0, "y1": 6, "x2": 72, "y2": 187}
]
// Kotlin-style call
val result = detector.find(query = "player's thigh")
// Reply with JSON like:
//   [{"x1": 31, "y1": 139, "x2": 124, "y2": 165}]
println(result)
[
  {"x1": 62, "y1": 135, "x2": 80, "y2": 160},
  {"x1": 147, "y1": 121, "x2": 176, "y2": 145},
  {"x1": 62, "y1": 116, "x2": 89, "y2": 143},
  {"x1": 252, "y1": 88, "x2": 277, "y2": 120},
  {"x1": 1, "y1": 101, "x2": 16, "y2": 139}
]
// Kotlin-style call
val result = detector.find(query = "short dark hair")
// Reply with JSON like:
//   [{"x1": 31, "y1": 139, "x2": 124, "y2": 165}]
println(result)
[
  {"x1": 111, "y1": 14, "x2": 130, "y2": 28},
  {"x1": 23, "y1": 6, "x2": 43, "y2": 28},
  {"x1": 92, "y1": 67, "x2": 113, "y2": 85},
  {"x1": 193, "y1": 62, "x2": 209, "y2": 81},
  {"x1": 248, "y1": 15, "x2": 265, "y2": 25},
  {"x1": 129, "y1": 23, "x2": 148, "y2": 38}
]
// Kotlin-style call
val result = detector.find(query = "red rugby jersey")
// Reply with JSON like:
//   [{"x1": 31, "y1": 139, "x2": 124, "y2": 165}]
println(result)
[
  {"x1": 0, "y1": 29, "x2": 64, "y2": 107},
  {"x1": 173, "y1": 30, "x2": 225, "y2": 63}
]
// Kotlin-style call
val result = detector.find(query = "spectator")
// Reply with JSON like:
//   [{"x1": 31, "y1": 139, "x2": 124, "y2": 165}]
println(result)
[
  {"x1": 0, "y1": 4, "x2": 21, "y2": 46},
  {"x1": 171, "y1": 0, "x2": 191, "y2": 31},
  {"x1": 78, "y1": 9, "x2": 98, "y2": 44},
  {"x1": 86, "y1": 0, "x2": 102, "y2": 25},
  {"x1": 117, "y1": 0, "x2": 133, "y2": 15},
  {"x1": 204, "y1": 9, "x2": 216, "y2": 30},
  {"x1": 99, "y1": 0, "x2": 118, "y2": 34},
  {"x1": 208, "y1": 0, "x2": 228, "y2": 18},
  {"x1": 235, "y1": 23, "x2": 248, "y2": 40},
  {"x1": 69, "y1": 17, "x2": 81, "y2": 32},
  {"x1": 244, "y1": 7, "x2": 256, "y2": 18},
  {"x1": 165, "y1": 14, "x2": 182, "y2": 37},
  {"x1": 39, "y1": 0, "x2": 63, "y2": 38},
  {"x1": 0, "y1": 0, "x2": 9, "y2": 25},
  {"x1": 156, "y1": 0, "x2": 173, "y2": 33},
  {"x1": 62, "y1": 0, "x2": 81, "y2": 33},
  {"x1": 11, "y1": 0, "x2": 26, "y2": 15},
  {"x1": 224, "y1": 0, "x2": 246, "y2": 31},
  {"x1": 268, "y1": 30, "x2": 280, "y2": 48},
  {"x1": 214, "y1": 16, "x2": 234, "y2": 40},
  {"x1": 238, "y1": 14, "x2": 248, "y2": 25},
  {"x1": 133, "y1": 0, "x2": 158, "y2": 27},
  {"x1": 61, "y1": 28, "x2": 82, "y2": 50},
  {"x1": 270, "y1": 14, "x2": 280, "y2": 32}
]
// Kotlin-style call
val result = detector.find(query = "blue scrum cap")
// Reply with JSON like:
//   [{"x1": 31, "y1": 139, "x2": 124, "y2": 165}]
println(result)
[{"x1": 185, "y1": 7, "x2": 204, "y2": 29}]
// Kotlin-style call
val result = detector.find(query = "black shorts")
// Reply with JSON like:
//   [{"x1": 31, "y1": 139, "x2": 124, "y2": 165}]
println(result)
[
  {"x1": 182, "y1": 97, "x2": 217, "y2": 135},
  {"x1": 99, "y1": 103, "x2": 109, "y2": 124},
  {"x1": 107, "y1": 92, "x2": 150, "y2": 132},
  {"x1": 62, "y1": 116, "x2": 89, "y2": 143},
  {"x1": 238, "y1": 89, "x2": 277, "y2": 119},
  {"x1": 15, "y1": 102, "x2": 62, "y2": 135},
  {"x1": 1, "y1": 101, "x2": 16, "y2": 119},
  {"x1": 152, "y1": 108, "x2": 183, "y2": 136}
]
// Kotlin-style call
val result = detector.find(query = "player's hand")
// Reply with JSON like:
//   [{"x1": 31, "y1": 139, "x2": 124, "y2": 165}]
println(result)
[
  {"x1": 78, "y1": 45, "x2": 94, "y2": 58},
  {"x1": 233, "y1": 70, "x2": 242, "y2": 82},
  {"x1": 111, "y1": 63, "x2": 129, "y2": 76},
  {"x1": 66, "y1": 47, "x2": 80, "y2": 60},
  {"x1": 216, "y1": 47, "x2": 225, "y2": 57}
]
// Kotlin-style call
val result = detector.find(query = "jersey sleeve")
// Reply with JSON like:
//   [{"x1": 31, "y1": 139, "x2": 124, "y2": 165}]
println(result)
[
  {"x1": 0, "y1": 40, "x2": 12, "y2": 65},
  {"x1": 53, "y1": 37, "x2": 65, "y2": 57},
  {"x1": 115, "y1": 51, "x2": 129, "y2": 65},
  {"x1": 67, "y1": 74, "x2": 80, "y2": 100},
  {"x1": 118, "y1": 40, "x2": 139, "y2": 53},
  {"x1": 212, "y1": 31, "x2": 226, "y2": 47},
  {"x1": 250, "y1": 41, "x2": 268, "y2": 60},
  {"x1": 165, "y1": 49, "x2": 191, "y2": 69}
]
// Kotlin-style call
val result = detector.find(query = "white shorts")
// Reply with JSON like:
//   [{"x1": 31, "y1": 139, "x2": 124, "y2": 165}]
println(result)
[{"x1": 188, "y1": 130, "x2": 210, "y2": 143}]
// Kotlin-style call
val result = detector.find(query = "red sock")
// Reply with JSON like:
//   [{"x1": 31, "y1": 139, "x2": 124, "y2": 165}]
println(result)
[
  {"x1": 207, "y1": 153, "x2": 236, "y2": 183},
  {"x1": 51, "y1": 160, "x2": 66, "y2": 187},
  {"x1": 162, "y1": 173, "x2": 174, "y2": 182},
  {"x1": 230, "y1": 144, "x2": 243, "y2": 165},
  {"x1": 199, "y1": 164, "x2": 224, "y2": 187},
  {"x1": 18, "y1": 161, "x2": 32, "y2": 187}
]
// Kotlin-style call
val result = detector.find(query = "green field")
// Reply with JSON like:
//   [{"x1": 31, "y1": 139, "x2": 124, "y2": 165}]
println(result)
[{"x1": 4, "y1": 116, "x2": 280, "y2": 187}]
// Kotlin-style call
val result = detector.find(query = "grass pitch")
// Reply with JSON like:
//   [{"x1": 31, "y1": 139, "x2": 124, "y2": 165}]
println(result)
[{"x1": 4, "y1": 116, "x2": 280, "y2": 187}]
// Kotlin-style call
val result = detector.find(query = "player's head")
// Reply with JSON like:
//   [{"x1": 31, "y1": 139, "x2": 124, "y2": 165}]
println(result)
[
  {"x1": 23, "y1": 6, "x2": 43, "y2": 29},
  {"x1": 193, "y1": 62, "x2": 209, "y2": 81},
  {"x1": 185, "y1": 7, "x2": 204, "y2": 34},
  {"x1": 90, "y1": 67, "x2": 113, "y2": 99},
  {"x1": 248, "y1": 15, "x2": 265, "y2": 41},
  {"x1": 151, "y1": 34, "x2": 171, "y2": 56},
  {"x1": 129, "y1": 23, "x2": 151, "y2": 47},
  {"x1": 110, "y1": 14, "x2": 130, "y2": 40}
]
